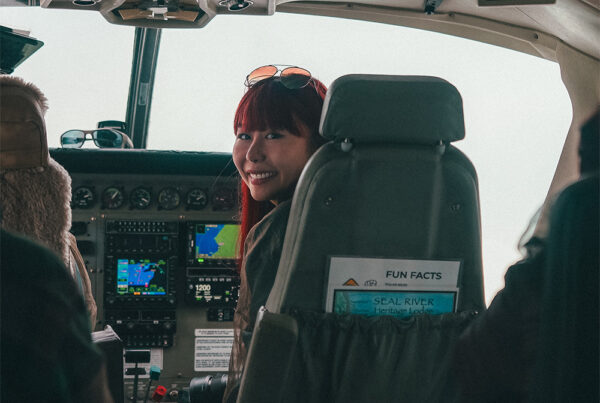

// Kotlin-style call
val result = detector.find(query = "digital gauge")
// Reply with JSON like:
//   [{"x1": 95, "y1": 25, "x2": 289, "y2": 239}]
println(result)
[
  {"x1": 212, "y1": 187, "x2": 235, "y2": 211},
  {"x1": 72, "y1": 186, "x2": 95, "y2": 209},
  {"x1": 102, "y1": 186, "x2": 125, "y2": 209},
  {"x1": 158, "y1": 187, "x2": 180, "y2": 210},
  {"x1": 186, "y1": 188, "x2": 208, "y2": 210},
  {"x1": 130, "y1": 187, "x2": 152, "y2": 209},
  {"x1": 185, "y1": 275, "x2": 240, "y2": 306}
]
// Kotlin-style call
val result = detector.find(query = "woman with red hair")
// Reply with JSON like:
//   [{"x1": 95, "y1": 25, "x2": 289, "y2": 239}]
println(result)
[{"x1": 224, "y1": 66, "x2": 327, "y2": 401}]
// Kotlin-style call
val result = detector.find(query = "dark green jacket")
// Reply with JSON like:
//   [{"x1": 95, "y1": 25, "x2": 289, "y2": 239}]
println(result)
[{"x1": 1, "y1": 229, "x2": 103, "y2": 403}]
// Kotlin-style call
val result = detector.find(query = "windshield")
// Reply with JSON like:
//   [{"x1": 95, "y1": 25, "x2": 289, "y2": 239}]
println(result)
[
  {"x1": 0, "y1": 8, "x2": 134, "y2": 147},
  {"x1": 1, "y1": 7, "x2": 571, "y2": 304}
]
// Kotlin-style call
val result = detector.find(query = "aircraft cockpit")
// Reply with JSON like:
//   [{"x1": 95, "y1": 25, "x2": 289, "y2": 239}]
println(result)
[
  {"x1": 54, "y1": 147, "x2": 240, "y2": 401},
  {"x1": 0, "y1": 1, "x2": 598, "y2": 402}
]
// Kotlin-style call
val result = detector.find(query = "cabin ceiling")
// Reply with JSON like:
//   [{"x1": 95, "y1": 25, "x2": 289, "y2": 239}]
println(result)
[
  {"x1": 275, "y1": 0, "x2": 600, "y2": 61},
  {"x1": 3, "y1": 0, "x2": 599, "y2": 60}
]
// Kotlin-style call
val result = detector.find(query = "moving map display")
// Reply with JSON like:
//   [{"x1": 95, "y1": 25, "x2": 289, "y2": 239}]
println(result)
[
  {"x1": 117, "y1": 258, "x2": 167, "y2": 295},
  {"x1": 191, "y1": 223, "x2": 239, "y2": 262}
]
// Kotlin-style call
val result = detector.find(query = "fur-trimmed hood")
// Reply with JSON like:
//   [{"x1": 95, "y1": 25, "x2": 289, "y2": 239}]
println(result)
[
  {"x1": 0, "y1": 75, "x2": 71, "y2": 266},
  {"x1": 1, "y1": 159, "x2": 73, "y2": 266},
  {"x1": 0, "y1": 76, "x2": 98, "y2": 327}
]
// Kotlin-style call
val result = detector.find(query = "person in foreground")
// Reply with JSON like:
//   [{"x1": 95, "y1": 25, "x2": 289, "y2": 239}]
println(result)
[
  {"x1": 223, "y1": 65, "x2": 327, "y2": 402},
  {"x1": 454, "y1": 109, "x2": 599, "y2": 402},
  {"x1": 0, "y1": 228, "x2": 113, "y2": 403}
]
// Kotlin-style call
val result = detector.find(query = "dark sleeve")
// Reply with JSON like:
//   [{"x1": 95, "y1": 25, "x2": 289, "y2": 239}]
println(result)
[
  {"x1": 1, "y1": 230, "x2": 104, "y2": 402},
  {"x1": 223, "y1": 202, "x2": 292, "y2": 403},
  {"x1": 530, "y1": 177, "x2": 599, "y2": 403},
  {"x1": 242, "y1": 201, "x2": 292, "y2": 327},
  {"x1": 454, "y1": 251, "x2": 545, "y2": 402}
]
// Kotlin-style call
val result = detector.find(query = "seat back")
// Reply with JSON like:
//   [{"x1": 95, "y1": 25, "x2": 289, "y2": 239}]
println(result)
[
  {"x1": 239, "y1": 308, "x2": 476, "y2": 403},
  {"x1": 237, "y1": 75, "x2": 484, "y2": 403},
  {"x1": 0, "y1": 76, "x2": 71, "y2": 264},
  {"x1": 0, "y1": 76, "x2": 97, "y2": 326},
  {"x1": 267, "y1": 74, "x2": 484, "y2": 314}
]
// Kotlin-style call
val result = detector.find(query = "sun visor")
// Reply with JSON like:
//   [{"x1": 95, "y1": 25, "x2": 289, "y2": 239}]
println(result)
[
  {"x1": 0, "y1": 83, "x2": 49, "y2": 171},
  {"x1": 320, "y1": 75, "x2": 465, "y2": 145}
]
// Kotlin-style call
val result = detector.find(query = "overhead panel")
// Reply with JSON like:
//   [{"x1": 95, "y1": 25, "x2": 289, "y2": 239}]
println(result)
[
  {"x1": 115, "y1": 0, "x2": 204, "y2": 23},
  {"x1": 40, "y1": 0, "x2": 276, "y2": 28},
  {"x1": 478, "y1": 0, "x2": 556, "y2": 5}
]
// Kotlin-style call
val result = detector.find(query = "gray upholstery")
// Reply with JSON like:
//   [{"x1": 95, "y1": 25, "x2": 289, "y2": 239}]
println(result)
[
  {"x1": 238, "y1": 75, "x2": 484, "y2": 403},
  {"x1": 239, "y1": 309, "x2": 476, "y2": 403},
  {"x1": 267, "y1": 75, "x2": 483, "y2": 313},
  {"x1": 320, "y1": 74, "x2": 465, "y2": 144}
]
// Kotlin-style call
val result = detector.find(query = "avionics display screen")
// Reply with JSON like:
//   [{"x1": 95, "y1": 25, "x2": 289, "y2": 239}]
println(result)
[
  {"x1": 117, "y1": 258, "x2": 167, "y2": 296},
  {"x1": 190, "y1": 223, "x2": 240, "y2": 262}
]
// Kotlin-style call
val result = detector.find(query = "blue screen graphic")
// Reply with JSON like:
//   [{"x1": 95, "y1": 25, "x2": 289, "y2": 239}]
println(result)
[
  {"x1": 193, "y1": 224, "x2": 239, "y2": 260},
  {"x1": 117, "y1": 258, "x2": 167, "y2": 296}
]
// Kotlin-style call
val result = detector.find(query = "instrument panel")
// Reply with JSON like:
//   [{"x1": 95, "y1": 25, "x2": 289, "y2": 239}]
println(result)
[
  {"x1": 52, "y1": 149, "x2": 239, "y2": 402},
  {"x1": 71, "y1": 184, "x2": 235, "y2": 212}
]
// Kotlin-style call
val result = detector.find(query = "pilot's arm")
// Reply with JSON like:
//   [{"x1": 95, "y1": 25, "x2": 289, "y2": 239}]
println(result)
[{"x1": 454, "y1": 248, "x2": 545, "y2": 402}]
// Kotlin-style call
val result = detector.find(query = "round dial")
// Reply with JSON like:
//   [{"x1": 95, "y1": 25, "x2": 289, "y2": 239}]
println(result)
[
  {"x1": 211, "y1": 187, "x2": 235, "y2": 211},
  {"x1": 102, "y1": 186, "x2": 125, "y2": 209},
  {"x1": 157, "y1": 187, "x2": 181, "y2": 210},
  {"x1": 72, "y1": 186, "x2": 95, "y2": 209},
  {"x1": 186, "y1": 188, "x2": 208, "y2": 210},
  {"x1": 130, "y1": 187, "x2": 152, "y2": 210}
]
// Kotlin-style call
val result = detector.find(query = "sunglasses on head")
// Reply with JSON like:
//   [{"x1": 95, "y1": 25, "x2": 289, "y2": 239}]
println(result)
[
  {"x1": 60, "y1": 129, "x2": 133, "y2": 149},
  {"x1": 245, "y1": 65, "x2": 313, "y2": 89}
]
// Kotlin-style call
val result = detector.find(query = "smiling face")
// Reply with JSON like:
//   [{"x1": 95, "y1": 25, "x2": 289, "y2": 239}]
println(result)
[{"x1": 233, "y1": 124, "x2": 313, "y2": 205}]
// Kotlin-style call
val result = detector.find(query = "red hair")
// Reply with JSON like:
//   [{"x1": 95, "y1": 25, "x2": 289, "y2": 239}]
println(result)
[{"x1": 234, "y1": 76, "x2": 328, "y2": 266}]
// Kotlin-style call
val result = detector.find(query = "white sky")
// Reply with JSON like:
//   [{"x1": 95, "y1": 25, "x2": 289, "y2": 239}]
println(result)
[{"x1": 1, "y1": 7, "x2": 572, "y2": 304}]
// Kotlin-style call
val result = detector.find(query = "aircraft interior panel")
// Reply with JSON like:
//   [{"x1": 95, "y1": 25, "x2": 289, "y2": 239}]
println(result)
[
  {"x1": 52, "y1": 149, "x2": 239, "y2": 402},
  {"x1": 1, "y1": 0, "x2": 597, "y2": 401}
]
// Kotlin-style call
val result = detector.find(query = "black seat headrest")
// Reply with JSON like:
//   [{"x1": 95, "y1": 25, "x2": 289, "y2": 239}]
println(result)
[{"x1": 320, "y1": 74, "x2": 465, "y2": 145}]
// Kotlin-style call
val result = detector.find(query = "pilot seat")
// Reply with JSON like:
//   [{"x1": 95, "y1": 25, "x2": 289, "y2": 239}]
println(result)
[{"x1": 236, "y1": 74, "x2": 485, "y2": 403}]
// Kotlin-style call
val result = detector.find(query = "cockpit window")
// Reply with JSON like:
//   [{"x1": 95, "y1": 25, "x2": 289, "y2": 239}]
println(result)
[
  {"x1": 152, "y1": 13, "x2": 571, "y2": 303},
  {"x1": 0, "y1": 9, "x2": 571, "y2": 304},
  {"x1": 0, "y1": 8, "x2": 134, "y2": 148}
]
